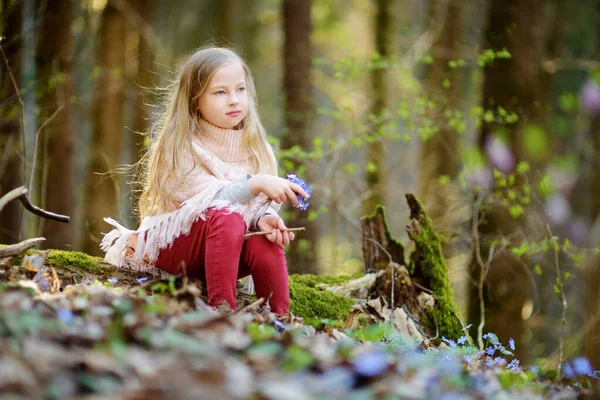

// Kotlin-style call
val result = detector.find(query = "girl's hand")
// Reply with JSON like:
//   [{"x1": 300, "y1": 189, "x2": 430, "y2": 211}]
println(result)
[
  {"x1": 248, "y1": 175, "x2": 310, "y2": 208},
  {"x1": 257, "y1": 214, "x2": 295, "y2": 246}
]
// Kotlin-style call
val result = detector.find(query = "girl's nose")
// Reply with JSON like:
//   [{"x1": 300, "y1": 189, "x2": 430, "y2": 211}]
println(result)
[{"x1": 229, "y1": 95, "x2": 240, "y2": 106}]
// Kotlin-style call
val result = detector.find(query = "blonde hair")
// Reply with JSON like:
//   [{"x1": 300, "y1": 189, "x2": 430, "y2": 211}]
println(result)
[{"x1": 137, "y1": 47, "x2": 277, "y2": 220}]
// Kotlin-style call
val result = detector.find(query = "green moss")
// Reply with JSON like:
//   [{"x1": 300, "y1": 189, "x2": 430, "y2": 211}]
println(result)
[
  {"x1": 45, "y1": 250, "x2": 107, "y2": 274},
  {"x1": 10, "y1": 249, "x2": 114, "y2": 277},
  {"x1": 406, "y1": 194, "x2": 463, "y2": 340},
  {"x1": 289, "y1": 274, "x2": 357, "y2": 320}
]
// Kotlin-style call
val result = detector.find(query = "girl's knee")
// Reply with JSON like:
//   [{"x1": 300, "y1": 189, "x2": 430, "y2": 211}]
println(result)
[
  {"x1": 246, "y1": 237, "x2": 287, "y2": 268},
  {"x1": 207, "y1": 209, "x2": 246, "y2": 234}
]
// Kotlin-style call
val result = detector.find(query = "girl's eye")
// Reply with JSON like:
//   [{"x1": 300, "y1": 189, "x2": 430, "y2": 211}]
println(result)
[
  {"x1": 238, "y1": 87, "x2": 246, "y2": 92},
  {"x1": 215, "y1": 90, "x2": 225, "y2": 95}
]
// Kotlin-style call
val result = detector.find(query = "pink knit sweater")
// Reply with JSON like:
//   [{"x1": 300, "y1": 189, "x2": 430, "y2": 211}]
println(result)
[{"x1": 100, "y1": 119, "x2": 278, "y2": 277}]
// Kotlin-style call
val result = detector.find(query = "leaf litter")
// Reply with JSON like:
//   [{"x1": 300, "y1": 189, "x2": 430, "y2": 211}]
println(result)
[{"x1": 0, "y1": 253, "x2": 594, "y2": 399}]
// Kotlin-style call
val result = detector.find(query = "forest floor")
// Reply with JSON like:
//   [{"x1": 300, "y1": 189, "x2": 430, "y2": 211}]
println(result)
[{"x1": 0, "y1": 250, "x2": 597, "y2": 399}]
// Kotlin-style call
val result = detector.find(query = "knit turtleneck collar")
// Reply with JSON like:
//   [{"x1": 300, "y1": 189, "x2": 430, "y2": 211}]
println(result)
[{"x1": 196, "y1": 118, "x2": 247, "y2": 162}]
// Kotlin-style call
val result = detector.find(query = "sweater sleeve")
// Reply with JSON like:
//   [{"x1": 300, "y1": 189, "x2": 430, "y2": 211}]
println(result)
[{"x1": 214, "y1": 175, "x2": 256, "y2": 204}]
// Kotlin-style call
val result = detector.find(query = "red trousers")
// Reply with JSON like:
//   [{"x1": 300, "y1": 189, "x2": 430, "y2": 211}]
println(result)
[{"x1": 155, "y1": 209, "x2": 290, "y2": 314}]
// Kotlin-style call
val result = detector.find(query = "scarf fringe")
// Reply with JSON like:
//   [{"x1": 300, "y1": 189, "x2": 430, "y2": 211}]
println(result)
[{"x1": 100, "y1": 188, "x2": 259, "y2": 294}]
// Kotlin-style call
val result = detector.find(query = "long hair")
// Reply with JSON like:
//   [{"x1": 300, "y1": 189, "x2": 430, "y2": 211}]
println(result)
[{"x1": 137, "y1": 47, "x2": 277, "y2": 220}]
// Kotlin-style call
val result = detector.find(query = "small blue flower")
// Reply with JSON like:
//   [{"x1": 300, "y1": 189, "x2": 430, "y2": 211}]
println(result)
[
  {"x1": 136, "y1": 277, "x2": 149, "y2": 285},
  {"x1": 506, "y1": 359, "x2": 520, "y2": 371},
  {"x1": 286, "y1": 174, "x2": 312, "y2": 210},
  {"x1": 571, "y1": 357, "x2": 593, "y2": 376},
  {"x1": 442, "y1": 336, "x2": 457, "y2": 348},
  {"x1": 351, "y1": 350, "x2": 389, "y2": 377},
  {"x1": 482, "y1": 333, "x2": 491, "y2": 340},
  {"x1": 562, "y1": 362, "x2": 575, "y2": 378},
  {"x1": 529, "y1": 365, "x2": 539, "y2": 375},
  {"x1": 462, "y1": 324, "x2": 472, "y2": 332},
  {"x1": 508, "y1": 338, "x2": 515, "y2": 351},
  {"x1": 457, "y1": 336, "x2": 468, "y2": 345},
  {"x1": 463, "y1": 355, "x2": 472, "y2": 364},
  {"x1": 493, "y1": 357, "x2": 503, "y2": 365},
  {"x1": 485, "y1": 346, "x2": 495, "y2": 356},
  {"x1": 107, "y1": 277, "x2": 118, "y2": 284},
  {"x1": 56, "y1": 308, "x2": 74, "y2": 324},
  {"x1": 273, "y1": 320, "x2": 286, "y2": 330}
]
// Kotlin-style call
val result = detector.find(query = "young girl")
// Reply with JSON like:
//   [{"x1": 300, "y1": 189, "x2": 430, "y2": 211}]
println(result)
[{"x1": 101, "y1": 47, "x2": 309, "y2": 315}]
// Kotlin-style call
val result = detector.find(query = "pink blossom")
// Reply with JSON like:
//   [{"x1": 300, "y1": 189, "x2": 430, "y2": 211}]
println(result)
[
  {"x1": 484, "y1": 136, "x2": 515, "y2": 173},
  {"x1": 580, "y1": 79, "x2": 600, "y2": 115}
]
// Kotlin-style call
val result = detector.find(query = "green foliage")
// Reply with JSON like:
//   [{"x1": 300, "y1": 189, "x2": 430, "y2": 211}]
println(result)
[{"x1": 288, "y1": 273, "x2": 357, "y2": 320}]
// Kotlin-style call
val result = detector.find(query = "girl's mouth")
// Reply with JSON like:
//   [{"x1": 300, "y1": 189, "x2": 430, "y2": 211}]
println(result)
[{"x1": 227, "y1": 111, "x2": 241, "y2": 117}]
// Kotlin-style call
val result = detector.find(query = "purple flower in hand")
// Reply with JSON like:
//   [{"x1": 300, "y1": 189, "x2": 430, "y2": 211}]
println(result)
[{"x1": 286, "y1": 174, "x2": 312, "y2": 210}]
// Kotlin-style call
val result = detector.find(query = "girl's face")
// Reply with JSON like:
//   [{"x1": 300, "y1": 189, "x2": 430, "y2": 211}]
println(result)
[{"x1": 198, "y1": 61, "x2": 249, "y2": 129}]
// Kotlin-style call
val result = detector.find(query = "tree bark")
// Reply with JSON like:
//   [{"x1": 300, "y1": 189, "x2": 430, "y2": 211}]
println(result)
[
  {"x1": 84, "y1": 4, "x2": 125, "y2": 255},
  {"x1": 469, "y1": 0, "x2": 545, "y2": 363},
  {"x1": 418, "y1": 0, "x2": 462, "y2": 239},
  {"x1": 364, "y1": 0, "x2": 391, "y2": 216},
  {"x1": 281, "y1": 0, "x2": 317, "y2": 274},
  {"x1": 0, "y1": 0, "x2": 24, "y2": 245},
  {"x1": 37, "y1": 0, "x2": 73, "y2": 249},
  {"x1": 128, "y1": 0, "x2": 153, "y2": 225}
]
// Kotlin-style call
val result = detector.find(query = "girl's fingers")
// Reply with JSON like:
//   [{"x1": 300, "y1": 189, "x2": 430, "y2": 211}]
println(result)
[
  {"x1": 275, "y1": 229, "x2": 283, "y2": 245},
  {"x1": 282, "y1": 232, "x2": 290, "y2": 246},
  {"x1": 285, "y1": 187, "x2": 299, "y2": 207},
  {"x1": 289, "y1": 182, "x2": 309, "y2": 199},
  {"x1": 267, "y1": 229, "x2": 276, "y2": 242},
  {"x1": 289, "y1": 232, "x2": 295, "y2": 241}
]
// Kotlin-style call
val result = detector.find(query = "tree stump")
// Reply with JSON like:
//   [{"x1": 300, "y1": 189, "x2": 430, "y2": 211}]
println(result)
[
  {"x1": 351, "y1": 195, "x2": 464, "y2": 342},
  {"x1": 360, "y1": 205, "x2": 405, "y2": 271}
]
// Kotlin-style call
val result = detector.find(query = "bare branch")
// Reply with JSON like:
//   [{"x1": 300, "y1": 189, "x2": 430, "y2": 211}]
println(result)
[
  {"x1": 0, "y1": 186, "x2": 69, "y2": 222},
  {"x1": 19, "y1": 190, "x2": 70, "y2": 222},
  {"x1": 0, "y1": 237, "x2": 45, "y2": 258},
  {"x1": 0, "y1": 186, "x2": 28, "y2": 212}
]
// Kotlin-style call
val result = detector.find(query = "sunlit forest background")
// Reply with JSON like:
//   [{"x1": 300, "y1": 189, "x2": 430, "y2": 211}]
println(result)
[{"x1": 1, "y1": 0, "x2": 600, "y2": 370}]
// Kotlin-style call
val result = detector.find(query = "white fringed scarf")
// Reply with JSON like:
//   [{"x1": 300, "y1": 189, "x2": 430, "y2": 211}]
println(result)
[{"x1": 100, "y1": 121, "x2": 275, "y2": 294}]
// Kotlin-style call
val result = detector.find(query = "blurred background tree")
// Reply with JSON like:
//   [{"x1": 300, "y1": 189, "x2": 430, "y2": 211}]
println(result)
[{"x1": 1, "y1": 0, "x2": 600, "y2": 369}]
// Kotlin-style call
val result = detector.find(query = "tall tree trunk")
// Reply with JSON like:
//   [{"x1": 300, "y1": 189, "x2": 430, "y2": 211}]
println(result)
[
  {"x1": 364, "y1": 0, "x2": 390, "y2": 216},
  {"x1": 37, "y1": 0, "x2": 73, "y2": 249},
  {"x1": 584, "y1": 0, "x2": 600, "y2": 370},
  {"x1": 418, "y1": 0, "x2": 463, "y2": 239},
  {"x1": 84, "y1": 4, "x2": 125, "y2": 255},
  {"x1": 469, "y1": 0, "x2": 545, "y2": 363},
  {"x1": 281, "y1": 0, "x2": 317, "y2": 274},
  {"x1": 128, "y1": 0, "x2": 153, "y2": 225},
  {"x1": 0, "y1": 0, "x2": 23, "y2": 244}
]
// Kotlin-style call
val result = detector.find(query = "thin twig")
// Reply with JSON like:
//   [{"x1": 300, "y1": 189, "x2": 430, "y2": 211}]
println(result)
[
  {"x1": 473, "y1": 191, "x2": 489, "y2": 350},
  {"x1": 236, "y1": 297, "x2": 265, "y2": 314},
  {"x1": 365, "y1": 237, "x2": 395, "y2": 309},
  {"x1": 29, "y1": 104, "x2": 64, "y2": 192},
  {"x1": 412, "y1": 281, "x2": 434, "y2": 294},
  {"x1": 547, "y1": 223, "x2": 567, "y2": 379},
  {"x1": 244, "y1": 227, "x2": 305, "y2": 238},
  {"x1": 0, "y1": 37, "x2": 27, "y2": 181}
]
